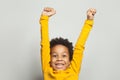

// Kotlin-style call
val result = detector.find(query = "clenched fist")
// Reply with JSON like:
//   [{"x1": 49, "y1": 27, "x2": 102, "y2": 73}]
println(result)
[
  {"x1": 87, "y1": 8, "x2": 96, "y2": 20},
  {"x1": 41, "y1": 7, "x2": 56, "y2": 17}
]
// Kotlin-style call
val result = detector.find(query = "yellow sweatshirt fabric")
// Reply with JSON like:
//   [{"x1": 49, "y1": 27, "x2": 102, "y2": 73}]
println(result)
[{"x1": 40, "y1": 15, "x2": 94, "y2": 80}]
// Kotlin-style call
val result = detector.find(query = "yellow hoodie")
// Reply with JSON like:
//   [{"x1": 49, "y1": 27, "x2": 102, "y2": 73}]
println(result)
[{"x1": 40, "y1": 15, "x2": 94, "y2": 80}]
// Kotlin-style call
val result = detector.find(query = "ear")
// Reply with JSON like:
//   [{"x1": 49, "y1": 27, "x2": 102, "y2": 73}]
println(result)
[
  {"x1": 49, "y1": 61, "x2": 52, "y2": 67},
  {"x1": 68, "y1": 61, "x2": 71, "y2": 65}
]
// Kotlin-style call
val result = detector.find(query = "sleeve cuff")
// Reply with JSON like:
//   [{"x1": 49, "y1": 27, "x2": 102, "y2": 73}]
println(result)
[
  {"x1": 40, "y1": 15, "x2": 49, "y2": 20},
  {"x1": 85, "y1": 20, "x2": 94, "y2": 26}
]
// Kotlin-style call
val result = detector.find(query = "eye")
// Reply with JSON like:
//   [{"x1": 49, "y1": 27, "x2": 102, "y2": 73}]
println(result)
[
  {"x1": 62, "y1": 54, "x2": 67, "y2": 57},
  {"x1": 52, "y1": 54, "x2": 57, "y2": 57}
]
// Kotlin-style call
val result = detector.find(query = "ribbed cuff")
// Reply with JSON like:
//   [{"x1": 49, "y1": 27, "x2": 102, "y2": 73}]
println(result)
[
  {"x1": 85, "y1": 20, "x2": 94, "y2": 26},
  {"x1": 40, "y1": 15, "x2": 49, "y2": 20}
]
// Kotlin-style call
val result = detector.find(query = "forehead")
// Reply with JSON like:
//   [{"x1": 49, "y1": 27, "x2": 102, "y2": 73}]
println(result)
[{"x1": 50, "y1": 44, "x2": 69, "y2": 54}]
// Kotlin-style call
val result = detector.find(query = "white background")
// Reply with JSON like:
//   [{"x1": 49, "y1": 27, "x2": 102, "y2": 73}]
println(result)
[{"x1": 0, "y1": 0, "x2": 120, "y2": 80}]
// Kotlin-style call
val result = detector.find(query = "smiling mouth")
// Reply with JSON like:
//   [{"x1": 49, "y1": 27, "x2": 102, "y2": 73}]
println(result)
[{"x1": 55, "y1": 63, "x2": 64, "y2": 69}]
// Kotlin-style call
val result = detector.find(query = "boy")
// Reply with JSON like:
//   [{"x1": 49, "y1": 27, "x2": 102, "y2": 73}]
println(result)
[{"x1": 39, "y1": 7, "x2": 96, "y2": 80}]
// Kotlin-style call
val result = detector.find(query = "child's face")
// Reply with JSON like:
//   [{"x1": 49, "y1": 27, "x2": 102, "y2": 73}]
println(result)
[{"x1": 50, "y1": 44, "x2": 70, "y2": 71}]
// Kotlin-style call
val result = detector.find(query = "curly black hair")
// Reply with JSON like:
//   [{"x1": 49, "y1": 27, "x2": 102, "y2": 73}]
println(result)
[{"x1": 50, "y1": 37, "x2": 73, "y2": 61}]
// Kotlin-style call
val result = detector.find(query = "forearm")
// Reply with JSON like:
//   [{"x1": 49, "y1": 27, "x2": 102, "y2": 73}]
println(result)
[
  {"x1": 40, "y1": 15, "x2": 50, "y2": 71},
  {"x1": 75, "y1": 20, "x2": 94, "y2": 48},
  {"x1": 40, "y1": 16, "x2": 49, "y2": 45},
  {"x1": 71, "y1": 20, "x2": 94, "y2": 73}
]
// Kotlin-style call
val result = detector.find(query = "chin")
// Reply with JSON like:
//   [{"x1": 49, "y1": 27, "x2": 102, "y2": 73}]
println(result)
[{"x1": 54, "y1": 67, "x2": 66, "y2": 71}]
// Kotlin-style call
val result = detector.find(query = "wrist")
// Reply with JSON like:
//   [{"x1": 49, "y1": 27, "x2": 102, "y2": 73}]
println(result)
[
  {"x1": 85, "y1": 19, "x2": 94, "y2": 26},
  {"x1": 41, "y1": 14, "x2": 49, "y2": 17},
  {"x1": 40, "y1": 15, "x2": 49, "y2": 20}
]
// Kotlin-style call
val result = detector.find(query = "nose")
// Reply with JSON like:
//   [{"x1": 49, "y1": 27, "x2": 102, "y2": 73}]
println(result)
[{"x1": 57, "y1": 56, "x2": 62, "y2": 61}]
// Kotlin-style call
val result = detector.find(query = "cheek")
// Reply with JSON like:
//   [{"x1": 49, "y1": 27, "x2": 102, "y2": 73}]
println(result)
[
  {"x1": 50, "y1": 58, "x2": 56, "y2": 67},
  {"x1": 51, "y1": 57, "x2": 57, "y2": 63},
  {"x1": 64, "y1": 57, "x2": 70, "y2": 63}
]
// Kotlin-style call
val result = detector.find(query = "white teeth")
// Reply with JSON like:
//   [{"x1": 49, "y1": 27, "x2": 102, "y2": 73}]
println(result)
[
  {"x1": 55, "y1": 63, "x2": 64, "y2": 68},
  {"x1": 56, "y1": 63, "x2": 64, "y2": 65}
]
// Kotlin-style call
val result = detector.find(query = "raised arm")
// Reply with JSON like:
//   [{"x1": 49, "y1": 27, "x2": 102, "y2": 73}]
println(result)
[
  {"x1": 39, "y1": 7, "x2": 56, "y2": 71},
  {"x1": 71, "y1": 8, "x2": 96, "y2": 73}
]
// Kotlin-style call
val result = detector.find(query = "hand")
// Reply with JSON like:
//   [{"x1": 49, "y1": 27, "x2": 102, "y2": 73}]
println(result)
[
  {"x1": 41, "y1": 7, "x2": 56, "y2": 17},
  {"x1": 87, "y1": 8, "x2": 96, "y2": 20}
]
